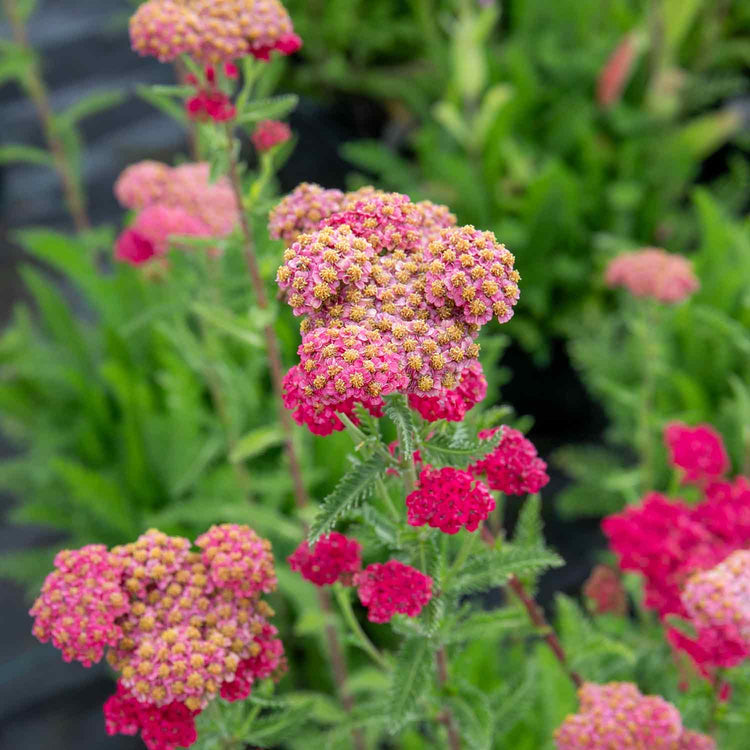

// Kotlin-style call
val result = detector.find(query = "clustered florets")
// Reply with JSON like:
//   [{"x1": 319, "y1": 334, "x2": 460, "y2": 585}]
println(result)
[
  {"x1": 406, "y1": 466, "x2": 495, "y2": 534},
  {"x1": 288, "y1": 532, "x2": 362, "y2": 586},
  {"x1": 604, "y1": 247, "x2": 699, "y2": 303},
  {"x1": 30, "y1": 526, "x2": 283, "y2": 750},
  {"x1": 555, "y1": 682, "x2": 715, "y2": 749},
  {"x1": 114, "y1": 161, "x2": 239, "y2": 266},
  {"x1": 470, "y1": 426, "x2": 550, "y2": 495},
  {"x1": 272, "y1": 186, "x2": 519, "y2": 427},
  {"x1": 252, "y1": 119, "x2": 292, "y2": 152},
  {"x1": 130, "y1": 0, "x2": 301, "y2": 65},
  {"x1": 407, "y1": 360, "x2": 487, "y2": 422},
  {"x1": 664, "y1": 421, "x2": 729, "y2": 485},
  {"x1": 583, "y1": 565, "x2": 627, "y2": 616},
  {"x1": 354, "y1": 560, "x2": 432, "y2": 623}
]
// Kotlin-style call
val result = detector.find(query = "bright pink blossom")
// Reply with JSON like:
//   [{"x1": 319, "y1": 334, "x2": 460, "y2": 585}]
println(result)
[
  {"x1": 408, "y1": 361, "x2": 487, "y2": 422},
  {"x1": 597, "y1": 33, "x2": 639, "y2": 108},
  {"x1": 665, "y1": 422, "x2": 729, "y2": 485},
  {"x1": 268, "y1": 182, "x2": 346, "y2": 246},
  {"x1": 555, "y1": 682, "x2": 714, "y2": 750},
  {"x1": 252, "y1": 120, "x2": 292, "y2": 152},
  {"x1": 355, "y1": 560, "x2": 432, "y2": 623},
  {"x1": 288, "y1": 532, "x2": 362, "y2": 586},
  {"x1": 103, "y1": 682, "x2": 198, "y2": 750},
  {"x1": 470, "y1": 426, "x2": 550, "y2": 495},
  {"x1": 605, "y1": 248, "x2": 699, "y2": 303},
  {"x1": 406, "y1": 466, "x2": 495, "y2": 534}
]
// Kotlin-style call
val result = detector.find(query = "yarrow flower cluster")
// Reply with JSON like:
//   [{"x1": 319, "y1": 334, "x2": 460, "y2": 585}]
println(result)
[
  {"x1": 583, "y1": 565, "x2": 627, "y2": 616},
  {"x1": 252, "y1": 119, "x2": 292, "y2": 152},
  {"x1": 664, "y1": 421, "x2": 729, "y2": 486},
  {"x1": 406, "y1": 466, "x2": 495, "y2": 534},
  {"x1": 288, "y1": 532, "x2": 362, "y2": 586},
  {"x1": 114, "y1": 161, "x2": 240, "y2": 266},
  {"x1": 185, "y1": 66, "x2": 237, "y2": 122},
  {"x1": 682, "y1": 550, "x2": 750, "y2": 668},
  {"x1": 407, "y1": 360, "x2": 487, "y2": 422},
  {"x1": 555, "y1": 682, "x2": 715, "y2": 749},
  {"x1": 130, "y1": 0, "x2": 301, "y2": 65},
  {"x1": 30, "y1": 526, "x2": 283, "y2": 750},
  {"x1": 268, "y1": 182, "x2": 346, "y2": 246},
  {"x1": 470, "y1": 426, "x2": 550, "y2": 495},
  {"x1": 272, "y1": 186, "x2": 520, "y2": 429},
  {"x1": 354, "y1": 560, "x2": 432, "y2": 623},
  {"x1": 604, "y1": 247, "x2": 699, "y2": 303}
]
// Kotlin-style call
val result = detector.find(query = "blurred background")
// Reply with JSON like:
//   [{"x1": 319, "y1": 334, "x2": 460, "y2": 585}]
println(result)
[{"x1": 1, "y1": 0, "x2": 748, "y2": 747}]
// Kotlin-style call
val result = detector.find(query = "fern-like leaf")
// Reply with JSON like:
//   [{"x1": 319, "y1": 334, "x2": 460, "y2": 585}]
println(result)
[
  {"x1": 422, "y1": 427, "x2": 503, "y2": 468},
  {"x1": 385, "y1": 394, "x2": 418, "y2": 457},
  {"x1": 388, "y1": 635, "x2": 434, "y2": 733}
]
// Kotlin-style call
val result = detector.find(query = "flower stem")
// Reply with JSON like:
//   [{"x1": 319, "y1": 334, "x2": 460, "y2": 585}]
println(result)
[
  {"x1": 436, "y1": 647, "x2": 462, "y2": 750},
  {"x1": 223, "y1": 122, "x2": 309, "y2": 510},
  {"x1": 333, "y1": 583, "x2": 389, "y2": 670},
  {"x1": 3, "y1": 0, "x2": 90, "y2": 232}
]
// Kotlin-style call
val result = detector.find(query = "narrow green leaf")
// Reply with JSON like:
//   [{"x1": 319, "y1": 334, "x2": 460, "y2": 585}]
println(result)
[
  {"x1": 388, "y1": 635, "x2": 434, "y2": 733},
  {"x1": 443, "y1": 609, "x2": 530, "y2": 644},
  {"x1": 309, "y1": 457, "x2": 385, "y2": 544},
  {"x1": 229, "y1": 425, "x2": 284, "y2": 463},
  {"x1": 236, "y1": 94, "x2": 299, "y2": 124},
  {"x1": 422, "y1": 426, "x2": 503, "y2": 469},
  {"x1": 191, "y1": 302, "x2": 264, "y2": 349},
  {"x1": 137, "y1": 84, "x2": 187, "y2": 123},
  {"x1": 58, "y1": 90, "x2": 125, "y2": 127},
  {"x1": 385, "y1": 394, "x2": 418, "y2": 457},
  {"x1": 514, "y1": 494, "x2": 543, "y2": 549},
  {"x1": 0, "y1": 144, "x2": 54, "y2": 167}
]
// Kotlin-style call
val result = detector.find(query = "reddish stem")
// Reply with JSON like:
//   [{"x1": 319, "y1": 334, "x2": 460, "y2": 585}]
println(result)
[{"x1": 436, "y1": 647, "x2": 462, "y2": 750}]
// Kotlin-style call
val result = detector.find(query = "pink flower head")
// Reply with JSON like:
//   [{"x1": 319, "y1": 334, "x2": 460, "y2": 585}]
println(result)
[
  {"x1": 408, "y1": 360, "x2": 487, "y2": 422},
  {"x1": 597, "y1": 33, "x2": 639, "y2": 108},
  {"x1": 681, "y1": 549, "x2": 750, "y2": 669},
  {"x1": 664, "y1": 422, "x2": 729, "y2": 485},
  {"x1": 277, "y1": 225, "x2": 378, "y2": 316},
  {"x1": 195, "y1": 523, "x2": 277, "y2": 597},
  {"x1": 424, "y1": 225, "x2": 520, "y2": 326},
  {"x1": 129, "y1": 0, "x2": 301, "y2": 65},
  {"x1": 288, "y1": 532, "x2": 362, "y2": 586},
  {"x1": 268, "y1": 182, "x2": 346, "y2": 246},
  {"x1": 115, "y1": 205, "x2": 212, "y2": 265},
  {"x1": 406, "y1": 466, "x2": 495, "y2": 534},
  {"x1": 583, "y1": 564, "x2": 627, "y2": 616},
  {"x1": 355, "y1": 560, "x2": 432, "y2": 623},
  {"x1": 252, "y1": 120, "x2": 292, "y2": 152},
  {"x1": 29, "y1": 545, "x2": 129, "y2": 667},
  {"x1": 104, "y1": 682, "x2": 199, "y2": 750},
  {"x1": 555, "y1": 682, "x2": 714, "y2": 750},
  {"x1": 470, "y1": 427, "x2": 550, "y2": 495},
  {"x1": 186, "y1": 89, "x2": 236, "y2": 122},
  {"x1": 297, "y1": 325, "x2": 407, "y2": 407},
  {"x1": 114, "y1": 160, "x2": 172, "y2": 209},
  {"x1": 605, "y1": 248, "x2": 699, "y2": 303}
]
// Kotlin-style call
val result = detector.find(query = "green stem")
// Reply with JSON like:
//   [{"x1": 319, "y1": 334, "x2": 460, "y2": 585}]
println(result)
[
  {"x1": 333, "y1": 583, "x2": 389, "y2": 670},
  {"x1": 339, "y1": 413, "x2": 394, "y2": 464},
  {"x1": 636, "y1": 302, "x2": 660, "y2": 491},
  {"x1": 448, "y1": 530, "x2": 478, "y2": 578},
  {"x1": 376, "y1": 476, "x2": 400, "y2": 522}
]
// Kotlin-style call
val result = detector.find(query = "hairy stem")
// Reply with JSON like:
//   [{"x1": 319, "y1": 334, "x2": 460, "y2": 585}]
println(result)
[
  {"x1": 224, "y1": 123, "x2": 309, "y2": 510},
  {"x1": 436, "y1": 647, "x2": 462, "y2": 750},
  {"x1": 333, "y1": 583, "x2": 388, "y2": 670},
  {"x1": 3, "y1": 0, "x2": 90, "y2": 232}
]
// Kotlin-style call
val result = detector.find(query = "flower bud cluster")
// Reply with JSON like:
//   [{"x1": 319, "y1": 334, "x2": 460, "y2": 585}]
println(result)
[
  {"x1": 555, "y1": 682, "x2": 715, "y2": 749},
  {"x1": 31, "y1": 526, "x2": 283, "y2": 749},
  {"x1": 354, "y1": 560, "x2": 432, "y2": 623},
  {"x1": 130, "y1": 0, "x2": 301, "y2": 65},
  {"x1": 288, "y1": 532, "x2": 362, "y2": 586},
  {"x1": 664, "y1": 421, "x2": 729, "y2": 486}
]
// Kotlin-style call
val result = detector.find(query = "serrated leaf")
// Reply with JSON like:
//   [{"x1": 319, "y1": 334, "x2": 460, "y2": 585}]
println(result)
[
  {"x1": 388, "y1": 635, "x2": 434, "y2": 733},
  {"x1": 514, "y1": 494, "x2": 543, "y2": 549},
  {"x1": 0, "y1": 144, "x2": 54, "y2": 167},
  {"x1": 191, "y1": 302, "x2": 264, "y2": 349},
  {"x1": 447, "y1": 679, "x2": 492, "y2": 750},
  {"x1": 450, "y1": 544, "x2": 563, "y2": 594},
  {"x1": 309, "y1": 457, "x2": 386, "y2": 544},
  {"x1": 491, "y1": 662, "x2": 538, "y2": 738},
  {"x1": 443, "y1": 609, "x2": 530, "y2": 644},
  {"x1": 422, "y1": 426, "x2": 503, "y2": 469},
  {"x1": 385, "y1": 394, "x2": 418, "y2": 457},
  {"x1": 242, "y1": 701, "x2": 311, "y2": 746},
  {"x1": 229, "y1": 425, "x2": 284, "y2": 463},
  {"x1": 137, "y1": 84, "x2": 187, "y2": 123},
  {"x1": 237, "y1": 94, "x2": 299, "y2": 124}
]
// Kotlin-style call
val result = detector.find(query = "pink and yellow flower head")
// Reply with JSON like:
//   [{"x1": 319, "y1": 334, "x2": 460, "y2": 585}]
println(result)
[
  {"x1": 555, "y1": 682, "x2": 715, "y2": 750},
  {"x1": 130, "y1": 0, "x2": 301, "y2": 65},
  {"x1": 31, "y1": 525, "x2": 284, "y2": 749},
  {"x1": 605, "y1": 247, "x2": 699, "y2": 303}
]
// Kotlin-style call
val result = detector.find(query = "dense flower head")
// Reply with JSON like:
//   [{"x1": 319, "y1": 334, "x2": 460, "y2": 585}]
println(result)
[
  {"x1": 282, "y1": 364, "x2": 383, "y2": 436},
  {"x1": 681, "y1": 550, "x2": 750, "y2": 668},
  {"x1": 273, "y1": 186, "x2": 517, "y2": 414},
  {"x1": 268, "y1": 182, "x2": 346, "y2": 246},
  {"x1": 186, "y1": 87, "x2": 236, "y2": 122},
  {"x1": 555, "y1": 682, "x2": 715, "y2": 750},
  {"x1": 288, "y1": 532, "x2": 362, "y2": 586},
  {"x1": 115, "y1": 205, "x2": 212, "y2": 266},
  {"x1": 605, "y1": 248, "x2": 699, "y2": 303},
  {"x1": 470, "y1": 427, "x2": 550, "y2": 495},
  {"x1": 115, "y1": 161, "x2": 239, "y2": 237},
  {"x1": 406, "y1": 466, "x2": 495, "y2": 534},
  {"x1": 583, "y1": 565, "x2": 627, "y2": 616},
  {"x1": 408, "y1": 360, "x2": 487, "y2": 422},
  {"x1": 664, "y1": 422, "x2": 729, "y2": 485},
  {"x1": 32, "y1": 525, "x2": 283, "y2": 746},
  {"x1": 252, "y1": 119, "x2": 292, "y2": 152},
  {"x1": 104, "y1": 682, "x2": 199, "y2": 750},
  {"x1": 130, "y1": 0, "x2": 301, "y2": 65},
  {"x1": 355, "y1": 560, "x2": 432, "y2": 623},
  {"x1": 29, "y1": 545, "x2": 129, "y2": 666}
]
